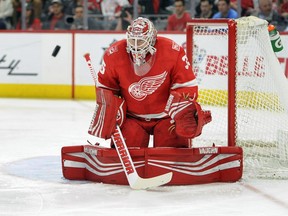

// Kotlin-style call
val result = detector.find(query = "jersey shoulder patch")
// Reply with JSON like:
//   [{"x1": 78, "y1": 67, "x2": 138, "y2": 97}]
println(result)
[
  {"x1": 156, "y1": 37, "x2": 181, "y2": 53},
  {"x1": 172, "y1": 41, "x2": 180, "y2": 51},
  {"x1": 106, "y1": 45, "x2": 119, "y2": 56}
]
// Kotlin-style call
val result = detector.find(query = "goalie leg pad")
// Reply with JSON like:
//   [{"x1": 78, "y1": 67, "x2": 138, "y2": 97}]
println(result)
[{"x1": 153, "y1": 118, "x2": 191, "y2": 148}]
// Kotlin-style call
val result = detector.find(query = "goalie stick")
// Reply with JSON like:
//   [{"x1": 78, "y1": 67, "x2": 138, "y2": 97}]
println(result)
[{"x1": 83, "y1": 53, "x2": 173, "y2": 189}]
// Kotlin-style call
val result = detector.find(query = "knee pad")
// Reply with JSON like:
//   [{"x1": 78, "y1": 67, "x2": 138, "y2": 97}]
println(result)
[{"x1": 112, "y1": 118, "x2": 150, "y2": 148}]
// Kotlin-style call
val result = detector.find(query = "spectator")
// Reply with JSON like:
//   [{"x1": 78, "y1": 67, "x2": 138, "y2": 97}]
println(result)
[
  {"x1": 139, "y1": 0, "x2": 160, "y2": 15},
  {"x1": 68, "y1": 5, "x2": 102, "y2": 30},
  {"x1": 159, "y1": 0, "x2": 174, "y2": 14},
  {"x1": 238, "y1": 0, "x2": 255, "y2": 16},
  {"x1": 11, "y1": 0, "x2": 42, "y2": 29},
  {"x1": 252, "y1": 0, "x2": 287, "y2": 31},
  {"x1": 230, "y1": 0, "x2": 277, "y2": 17},
  {"x1": 229, "y1": 0, "x2": 239, "y2": 11},
  {"x1": 16, "y1": 2, "x2": 41, "y2": 30},
  {"x1": 137, "y1": 0, "x2": 173, "y2": 20},
  {"x1": 64, "y1": 0, "x2": 101, "y2": 15},
  {"x1": 41, "y1": 0, "x2": 70, "y2": 30},
  {"x1": 0, "y1": 20, "x2": 5, "y2": 28},
  {"x1": 100, "y1": 0, "x2": 130, "y2": 30},
  {"x1": 212, "y1": 0, "x2": 238, "y2": 19},
  {"x1": 64, "y1": 0, "x2": 79, "y2": 15},
  {"x1": 115, "y1": 5, "x2": 136, "y2": 31},
  {"x1": 69, "y1": 4, "x2": 85, "y2": 30},
  {"x1": 166, "y1": 0, "x2": 191, "y2": 31},
  {"x1": 40, "y1": 0, "x2": 52, "y2": 20},
  {"x1": 31, "y1": 0, "x2": 42, "y2": 19},
  {"x1": 12, "y1": 0, "x2": 20, "y2": 28},
  {"x1": 0, "y1": 0, "x2": 14, "y2": 29},
  {"x1": 195, "y1": 0, "x2": 217, "y2": 18},
  {"x1": 87, "y1": 0, "x2": 102, "y2": 14},
  {"x1": 278, "y1": 0, "x2": 288, "y2": 19}
]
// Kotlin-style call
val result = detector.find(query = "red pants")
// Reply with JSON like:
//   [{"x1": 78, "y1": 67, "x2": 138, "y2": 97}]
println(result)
[{"x1": 116, "y1": 117, "x2": 192, "y2": 148}]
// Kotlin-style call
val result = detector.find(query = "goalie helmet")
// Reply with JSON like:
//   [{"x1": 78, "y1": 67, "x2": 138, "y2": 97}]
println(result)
[{"x1": 126, "y1": 17, "x2": 157, "y2": 67}]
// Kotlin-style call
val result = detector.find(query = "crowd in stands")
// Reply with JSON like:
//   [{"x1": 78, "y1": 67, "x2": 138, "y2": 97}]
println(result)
[{"x1": 0, "y1": 0, "x2": 287, "y2": 31}]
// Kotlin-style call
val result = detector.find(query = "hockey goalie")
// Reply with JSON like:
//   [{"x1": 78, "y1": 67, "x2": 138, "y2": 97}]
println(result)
[{"x1": 61, "y1": 17, "x2": 243, "y2": 188}]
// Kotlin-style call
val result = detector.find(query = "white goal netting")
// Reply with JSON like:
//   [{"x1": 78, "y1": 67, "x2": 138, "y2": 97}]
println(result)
[{"x1": 187, "y1": 16, "x2": 288, "y2": 179}]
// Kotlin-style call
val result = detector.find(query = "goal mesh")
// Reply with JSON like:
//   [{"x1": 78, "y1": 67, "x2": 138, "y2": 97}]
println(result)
[{"x1": 186, "y1": 16, "x2": 288, "y2": 179}]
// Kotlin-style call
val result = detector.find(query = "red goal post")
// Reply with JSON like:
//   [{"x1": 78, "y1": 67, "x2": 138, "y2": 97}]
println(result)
[
  {"x1": 187, "y1": 19, "x2": 237, "y2": 147},
  {"x1": 186, "y1": 16, "x2": 288, "y2": 178}
]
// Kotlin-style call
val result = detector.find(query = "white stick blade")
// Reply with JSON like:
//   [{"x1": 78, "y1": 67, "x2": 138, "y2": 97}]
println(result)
[{"x1": 130, "y1": 172, "x2": 173, "y2": 190}]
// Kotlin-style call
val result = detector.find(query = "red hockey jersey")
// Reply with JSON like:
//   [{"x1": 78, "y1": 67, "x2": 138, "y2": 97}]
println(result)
[{"x1": 97, "y1": 36, "x2": 198, "y2": 119}]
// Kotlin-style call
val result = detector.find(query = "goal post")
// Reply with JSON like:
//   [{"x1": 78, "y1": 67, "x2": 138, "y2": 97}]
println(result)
[
  {"x1": 186, "y1": 16, "x2": 288, "y2": 178},
  {"x1": 187, "y1": 19, "x2": 237, "y2": 148}
]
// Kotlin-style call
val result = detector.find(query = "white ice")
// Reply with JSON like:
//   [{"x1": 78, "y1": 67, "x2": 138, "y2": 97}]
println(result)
[{"x1": 0, "y1": 98, "x2": 287, "y2": 216}]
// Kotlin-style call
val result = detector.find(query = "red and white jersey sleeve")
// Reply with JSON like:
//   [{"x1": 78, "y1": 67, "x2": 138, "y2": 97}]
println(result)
[{"x1": 97, "y1": 37, "x2": 198, "y2": 119}]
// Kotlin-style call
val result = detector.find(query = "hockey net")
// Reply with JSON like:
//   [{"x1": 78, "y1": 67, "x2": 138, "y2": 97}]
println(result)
[{"x1": 186, "y1": 16, "x2": 288, "y2": 179}]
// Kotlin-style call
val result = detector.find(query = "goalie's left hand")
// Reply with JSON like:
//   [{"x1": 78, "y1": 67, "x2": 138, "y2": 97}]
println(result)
[{"x1": 165, "y1": 91, "x2": 212, "y2": 138}]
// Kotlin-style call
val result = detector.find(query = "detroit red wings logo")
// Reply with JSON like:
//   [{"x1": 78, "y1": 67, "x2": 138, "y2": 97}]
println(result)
[{"x1": 128, "y1": 71, "x2": 168, "y2": 101}]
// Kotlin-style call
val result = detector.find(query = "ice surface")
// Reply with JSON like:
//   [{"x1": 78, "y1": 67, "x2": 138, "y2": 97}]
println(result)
[{"x1": 0, "y1": 98, "x2": 287, "y2": 216}]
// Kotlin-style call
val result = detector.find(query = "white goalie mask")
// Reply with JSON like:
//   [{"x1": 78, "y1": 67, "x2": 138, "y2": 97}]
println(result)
[{"x1": 126, "y1": 17, "x2": 157, "y2": 67}]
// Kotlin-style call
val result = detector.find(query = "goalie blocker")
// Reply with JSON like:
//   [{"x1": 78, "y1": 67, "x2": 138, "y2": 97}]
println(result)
[{"x1": 62, "y1": 145, "x2": 243, "y2": 185}]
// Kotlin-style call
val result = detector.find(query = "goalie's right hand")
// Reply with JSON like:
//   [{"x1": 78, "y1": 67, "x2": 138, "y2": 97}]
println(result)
[
  {"x1": 164, "y1": 91, "x2": 211, "y2": 138},
  {"x1": 88, "y1": 88, "x2": 126, "y2": 139}
]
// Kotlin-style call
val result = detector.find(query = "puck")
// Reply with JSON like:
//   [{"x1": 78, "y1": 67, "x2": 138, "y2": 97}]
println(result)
[{"x1": 52, "y1": 45, "x2": 61, "y2": 57}]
